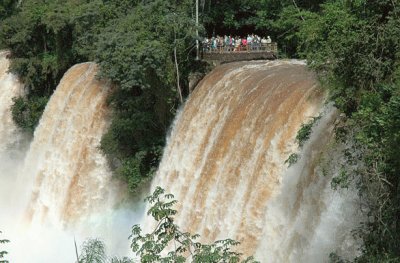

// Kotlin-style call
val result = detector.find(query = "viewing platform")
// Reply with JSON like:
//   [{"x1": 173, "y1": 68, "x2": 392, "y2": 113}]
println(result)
[{"x1": 202, "y1": 43, "x2": 278, "y2": 64}]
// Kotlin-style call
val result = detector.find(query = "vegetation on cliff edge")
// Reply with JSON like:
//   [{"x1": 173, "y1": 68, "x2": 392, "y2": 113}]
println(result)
[{"x1": 298, "y1": 1, "x2": 400, "y2": 261}]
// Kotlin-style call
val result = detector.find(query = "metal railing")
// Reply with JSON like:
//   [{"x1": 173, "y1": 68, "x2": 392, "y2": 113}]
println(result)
[{"x1": 202, "y1": 42, "x2": 278, "y2": 54}]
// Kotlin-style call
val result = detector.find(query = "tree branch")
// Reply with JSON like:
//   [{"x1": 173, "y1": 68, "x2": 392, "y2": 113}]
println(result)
[
  {"x1": 174, "y1": 31, "x2": 183, "y2": 103},
  {"x1": 292, "y1": 0, "x2": 305, "y2": 21}
]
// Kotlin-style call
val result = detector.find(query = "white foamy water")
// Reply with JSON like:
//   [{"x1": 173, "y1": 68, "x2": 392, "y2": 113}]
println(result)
[
  {"x1": 0, "y1": 51, "x2": 26, "y2": 168},
  {"x1": 0, "y1": 50, "x2": 28, "y2": 227},
  {"x1": 256, "y1": 106, "x2": 362, "y2": 262}
]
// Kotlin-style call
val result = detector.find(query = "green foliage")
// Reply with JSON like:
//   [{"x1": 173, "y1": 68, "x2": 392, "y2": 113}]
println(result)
[
  {"x1": 286, "y1": 114, "x2": 322, "y2": 167},
  {"x1": 201, "y1": 0, "x2": 263, "y2": 35},
  {"x1": 79, "y1": 239, "x2": 107, "y2": 263},
  {"x1": 130, "y1": 186, "x2": 259, "y2": 263},
  {"x1": 0, "y1": 231, "x2": 10, "y2": 263},
  {"x1": 285, "y1": 153, "x2": 299, "y2": 167},
  {"x1": 297, "y1": 1, "x2": 400, "y2": 261},
  {"x1": 331, "y1": 168, "x2": 350, "y2": 190},
  {"x1": 96, "y1": 0, "x2": 197, "y2": 191},
  {"x1": 296, "y1": 116, "x2": 320, "y2": 147},
  {"x1": 350, "y1": 84, "x2": 400, "y2": 261},
  {"x1": 299, "y1": 1, "x2": 400, "y2": 114},
  {"x1": 0, "y1": 0, "x2": 17, "y2": 27},
  {"x1": 116, "y1": 148, "x2": 162, "y2": 192},
  {"x1": 2, "y1": 1, "x2": 73, "y2": 92},
  {"x1": 78, "y1": 239, "x2": 133, "y2": 263},
  {"x1": 11, "y1": 95, "x2": 48, "y2": 133}
]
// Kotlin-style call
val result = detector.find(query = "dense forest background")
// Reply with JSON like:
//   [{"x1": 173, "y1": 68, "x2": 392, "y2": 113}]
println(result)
[{"x1": 0, "y1": 0, "x2": 399, "y2": 261}]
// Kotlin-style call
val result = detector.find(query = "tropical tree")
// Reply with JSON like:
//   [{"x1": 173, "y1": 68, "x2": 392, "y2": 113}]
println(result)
[
  {"x1": 97, "y1": 0, "x2": 198, "y2": 192},
  {"x1": 129, "y1": 187, "x2": 258, "y2": 263},
  {"x1": 78, "y1": 238, "x2": 133, "y2": 263}
]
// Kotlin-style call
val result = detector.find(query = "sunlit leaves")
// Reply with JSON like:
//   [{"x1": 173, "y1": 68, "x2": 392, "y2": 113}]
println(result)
[
  {"x1": 130, "y1": 187, "x2": 259, "y2": 263},
  {"x1": 78, "y1": 239, "x2": 134, "y2": 263}
]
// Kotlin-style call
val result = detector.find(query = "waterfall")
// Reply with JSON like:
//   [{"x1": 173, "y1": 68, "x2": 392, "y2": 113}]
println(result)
[
  {"x1": 21, "y1": 62, "x2": 117, "y2": 225},
  {"x1": 0, "y1": 50, "x2": 26, "y2": 217},
  {"x1": 0, "y1": 51, "x2": 24, "y2": 154},
  {"x1": 146, "y1": 60, "x2": 362, "y2": 262},
  {"x1": 0, "y1": 60, "x2": 142, "y2": 263}
]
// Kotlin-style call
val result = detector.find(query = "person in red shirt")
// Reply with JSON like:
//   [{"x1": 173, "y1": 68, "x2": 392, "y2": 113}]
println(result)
[{"x1": 241, "y1": 38, "x2": 247, "y2": 51}]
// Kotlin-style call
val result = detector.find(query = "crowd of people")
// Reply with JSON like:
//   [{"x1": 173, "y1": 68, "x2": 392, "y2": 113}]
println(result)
[{"x1": 202, "y1": 34, "x2": 272, "y2": 52}]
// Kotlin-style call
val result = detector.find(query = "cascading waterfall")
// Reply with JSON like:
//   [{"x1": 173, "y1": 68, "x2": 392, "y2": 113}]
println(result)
[
  {"x1": 21, "y1": 62, "x2": 117, "y2": 225},
  {"x1": 257, "y1": 106, "x2": 362, "y2": 262},
  {"x1": 0, "y1": 60, "x2": 142, "y2": 263},
  {"x1": 0, "y1": 51, "x2": 25, "y2": 154},
  {"x1": 146, "y1": 60, "x2": 362, "y2": 262},
  {"x1": 0, "y1": 50, "x2": 26, "y2": 220}
]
